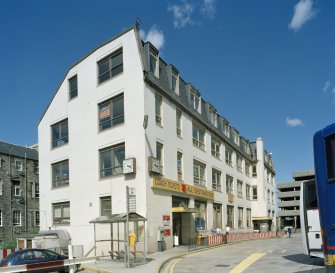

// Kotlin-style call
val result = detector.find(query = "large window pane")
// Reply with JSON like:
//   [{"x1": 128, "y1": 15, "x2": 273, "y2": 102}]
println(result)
[
  {"x1": 51, "y1": 119, "x2": 68, "y2": 148},
  {"x1": 100, "y1": 144, "x2": 125, "y2": 178},
  {"x1": 99, "y1": 95, "x2": 124, "y2": 131},
  {"x1": 98, "y1": 49, "x2": 123, "y2": 84},
  {"x1": 52, "y1": 161, "x2": 69, "y2": 188}
]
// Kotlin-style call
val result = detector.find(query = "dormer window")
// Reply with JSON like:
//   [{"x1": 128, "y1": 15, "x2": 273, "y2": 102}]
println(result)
[
  {"x1": 224, "y1": 123, "x2": 230, "y2": 138},
  {"x1": 190, "y1": 88, "x2": 200, "y2": 113},
  {"x1": 209, "y1": 107, "x2": 218, "y2": 127},
  {"x1": 233, "y1": 130, "x2": 240, "y2": 146},
  {"x1": 149, "y1": 47, "x2": 159, "y2": 77},
  {"x1": 172, "y1": 70, "x2": 179, "y2": 94}
]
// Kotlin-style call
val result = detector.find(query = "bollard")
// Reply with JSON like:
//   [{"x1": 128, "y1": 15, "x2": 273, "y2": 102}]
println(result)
[{"x1": 68, "y1": 245, "x2": 74, "y2": 273}]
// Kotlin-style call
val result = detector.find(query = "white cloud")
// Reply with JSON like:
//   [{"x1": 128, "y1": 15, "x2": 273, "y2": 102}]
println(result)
[
  {"x1": 168, "y1": 1, "x2": 195, "y2": 28},
  {"x1": 286, "y1": 117, "x2": 303, "y2": 127},
  {"x1": 201, "y1": 0, "x2": 217, "y2": 18},
  {"x1": 288, "y1": 0, "x2": 316, "y2": 32},
  {"x1": 323, "y1": 80, "x2": 331, "y2": 92},
  {"x1": 140, "y1": 25, "x2": 165, "y2": 51}
]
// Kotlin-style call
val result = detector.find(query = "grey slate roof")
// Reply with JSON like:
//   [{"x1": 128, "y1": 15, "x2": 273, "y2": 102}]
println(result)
[{"x1": 0, "y1": 141, "x2": 38, "y2": 160}]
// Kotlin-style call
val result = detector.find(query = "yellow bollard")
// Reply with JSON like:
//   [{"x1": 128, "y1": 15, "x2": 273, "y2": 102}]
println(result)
[{"x1": 129, "y1": 231, "x2": 136, "y2": 248}]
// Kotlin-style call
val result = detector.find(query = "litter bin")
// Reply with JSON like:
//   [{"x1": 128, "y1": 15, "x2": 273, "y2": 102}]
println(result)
[{"x1": 157, "y1": 239, "x2": 166, "y2": 252}]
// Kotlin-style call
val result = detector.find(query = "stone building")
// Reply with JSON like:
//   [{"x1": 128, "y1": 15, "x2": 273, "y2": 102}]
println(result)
[
  {"x1": 0, "y1": 141, "x2": 39, "y2": 245},
  {"x1": 38, "y1": 23, "x2": 276, "y2": 254}
]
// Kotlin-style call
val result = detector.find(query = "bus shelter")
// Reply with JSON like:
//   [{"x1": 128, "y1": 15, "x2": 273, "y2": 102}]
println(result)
[{"x1": 90, "y1": 212, "x2": 147, "y2": 267}]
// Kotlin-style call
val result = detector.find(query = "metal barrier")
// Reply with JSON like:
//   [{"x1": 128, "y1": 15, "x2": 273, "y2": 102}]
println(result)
[
  {"x1": 188, "y1": 230, "x2": 284, "y2": 251},
  {"x1": 0, "y1": 256, "x2": 96, "y2": 273}
]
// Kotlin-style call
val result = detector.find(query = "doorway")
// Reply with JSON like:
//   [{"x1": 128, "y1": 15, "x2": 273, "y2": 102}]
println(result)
[{"x1": 173, "y1": 212, "x2": 182, "y2": 246}]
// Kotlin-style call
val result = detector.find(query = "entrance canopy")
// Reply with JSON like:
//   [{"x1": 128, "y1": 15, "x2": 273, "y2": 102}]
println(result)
[{"x1": 90, "y1": 212, "x2": 147, "y2": 224}]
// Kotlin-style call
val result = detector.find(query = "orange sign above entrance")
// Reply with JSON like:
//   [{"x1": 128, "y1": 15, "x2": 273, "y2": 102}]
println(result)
[{"x1": 152, "y1": 176, "x2": 214, "y2": 201}]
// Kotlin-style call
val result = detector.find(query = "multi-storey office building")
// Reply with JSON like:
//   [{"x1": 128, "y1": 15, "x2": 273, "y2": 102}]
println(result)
[
  {"x1": 0, "y1": 141, "x2": 39, "y2": 245},
  {"x1": 277, "y1": 170, "x2": 315, "y2": 229},
  {"x1": 38, "y1": 23, "x2": 276, "y2": 254}
]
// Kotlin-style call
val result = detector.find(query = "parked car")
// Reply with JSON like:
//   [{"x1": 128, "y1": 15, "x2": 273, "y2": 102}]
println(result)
[{"x1": 0, "y1": 248, "x2": 79, "y2": 273}]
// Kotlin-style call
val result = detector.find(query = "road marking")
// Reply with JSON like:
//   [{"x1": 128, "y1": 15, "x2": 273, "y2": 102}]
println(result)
[
  {"x1": 169, "y1": 258, "x2": 181, "y2": 273},
  {"x1": 281, "y1": 250, "x2": 287, "y2": 253},
  {"x1": 268, "y1": 250, "x2": 272, "y2": 253},
  {"x1": 229, "y1": 252, "x2": 266, "y2": 273},
  {"x1": 247, "y1": 249, "x2": 254, "y2": 253}
]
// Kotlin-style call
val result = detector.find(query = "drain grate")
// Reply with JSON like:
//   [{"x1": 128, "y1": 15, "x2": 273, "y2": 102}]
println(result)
[{"x1": 215, "y1": 264, "x2": 230, "y2": 267}]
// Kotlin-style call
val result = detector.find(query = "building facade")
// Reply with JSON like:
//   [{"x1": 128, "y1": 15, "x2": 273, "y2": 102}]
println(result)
[
  {"x1": 0, "y1": 141, "x2": 39, "y2": 245},
  {"x1": 277, "y1": 170, "x2": 315, "y2": 229},
  {"x1": 38, "y1": 24, "x2": 276, "y2": 254}
]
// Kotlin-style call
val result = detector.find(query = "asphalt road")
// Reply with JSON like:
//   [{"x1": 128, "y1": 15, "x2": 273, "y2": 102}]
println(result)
[{"x1": 160, "y1": 233, "x2": 325, "y2": 273}]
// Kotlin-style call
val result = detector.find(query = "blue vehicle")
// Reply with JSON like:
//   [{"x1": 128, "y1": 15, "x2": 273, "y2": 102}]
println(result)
[
  {"x1": 314, "y1": 123, "x2": 335, "y2": 272},
  {"x1": 0, "y1": 248, "x2": 79, "y2": 273}
]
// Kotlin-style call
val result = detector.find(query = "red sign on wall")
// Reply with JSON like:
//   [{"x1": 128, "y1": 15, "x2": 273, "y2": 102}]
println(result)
[{"x1": 164, "y1": 229, "x2": 171, "y2": 236}]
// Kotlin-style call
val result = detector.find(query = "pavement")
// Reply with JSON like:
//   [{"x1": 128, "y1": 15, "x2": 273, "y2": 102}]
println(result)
[{"x1": 81, "y1": 245, "x2": 193, "y2": 273}]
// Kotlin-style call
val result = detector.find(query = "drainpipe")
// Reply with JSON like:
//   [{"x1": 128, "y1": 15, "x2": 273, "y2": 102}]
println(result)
[
  {"x1": 9, "y1": 152, "x2": 13, "y2": 239},
  {"x1": 25, "y1": 148, "x2": 27, "y2": 233}
]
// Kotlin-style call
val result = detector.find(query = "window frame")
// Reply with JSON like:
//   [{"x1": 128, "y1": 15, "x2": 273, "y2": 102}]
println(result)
[
  {"x1": 236, "y1": 154, "x2": 243, "y2": 172},
  {"x1": 193, "y1": 160, "x2": 206, "y2": 187},
  {"x1": 225, "y1": 148, "x2": 233, "y2": 166},
  {"x1": 252, "y1": 186, "x2": 258, "y2": 200},
  {"x1": 226, "y1": 175, "x2": 233, "y2": 194},
  {"x1": 68, "y1": 75, "x2": 78, "y2": 99},
  {"x1": 99, "y1": 143, "x2": 125, "y2": 178},
  {"x1": 177, "y1": 151, "x2": 183, "y2": 181},
  {"x1": 190, "y1": 88, "x2": 200, "y2": 112},
  {"x1": 98, "y1": 48, "x2": 123, "y2": 84},
  {"x1": 100, "y1": 196, "x2": 112, "y2": 216},
  {"x1": 51, "y1": 119, "x2": 69, "y2": 148},
  {"x1": 98, "y1": 94, "x2": 124, "y2": 131},
  {"x1": 13, "y1": 210, "x2": 21, "y2": 226},
  {"x1": 52, "y1": 160, "x2": 69, "y2": 188},
  {"x1": 155, "y1": 94, "x2": 163, "y2": 126},
  {"x1": 156, "y1": 142, "x2": 164, "y2": 174},
  {"x1": 12, "y1": 181, "x2": 21, "y2": 197},
  {"x1": 176, "y1": 109, "x2": 182, "y2": 137},
  {"x1": 211, "y1": 136, "x2": 221, "y2": 159},
  {"x1": 246, "y1": 184, "x2": 251, "y2": 200},
  {"x1": 172, "y1": 70, "x2": 179, "y2": 94},
  {"x1": 212, "y1": 168, "x2": 221, "y2": 191},
  {"x1": 238, "y1": 207, "x2": 244, "y2": 228},
  {"x1": 237, "y1": 180, "x2": 243, "y2": 198},
  {"x1": 52, "y1": 202, "x2": 70, "y2": 225},
  {"x1": 209, "y1": 108, "x2": 218, "y2": 127},
  {"x1": 213, "y1": 203, "x2": 222, "y2": 228},
  {"x1": 15, "y1": 160, "x2": 23, "y2": 171},
  {"x1": 192, "y1": 122, "x2": 205, "y2": 150},
  {"x1": 149, "y1": 47, "x2": 159, "y2": 77},
  {"x1": 246, "y1": 209, "x2": 252, "y2": 228},
  {"x1": 227, "y1": 205, "x2": 234, "y2": 228}
]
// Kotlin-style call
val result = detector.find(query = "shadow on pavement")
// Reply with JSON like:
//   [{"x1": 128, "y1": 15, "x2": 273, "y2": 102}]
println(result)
[
  {"x1": 283, "y1": 253, "x2": 324, "y2": 266},
  {"x1": 293, "y1": 269, "x2": 325, "y2": 273}
]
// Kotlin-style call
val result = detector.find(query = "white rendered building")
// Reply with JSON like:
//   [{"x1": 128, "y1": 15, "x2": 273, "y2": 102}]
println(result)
[{"x1": 38, "y1": 23, "x2": 276, "y2": 254}]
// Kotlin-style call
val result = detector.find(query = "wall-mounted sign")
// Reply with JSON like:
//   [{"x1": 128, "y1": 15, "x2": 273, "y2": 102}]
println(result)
[
  {"x1": 163, "y1": 215, "x2": 170, "y2": 226},
  {"x1": 164, "y1": 229, "x2": 171, "y2": 236},
  {"x1": 152, "y1": 176, "x2": 214, "y2": 201}
]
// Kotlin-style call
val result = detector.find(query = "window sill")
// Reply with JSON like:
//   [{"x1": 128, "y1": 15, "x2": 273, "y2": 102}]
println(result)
[
  {"x1": 193, "y1": 144, "x2": 206, "y2": 152},
  {"x1": 99, "y1": 173, "x2": 124, "y2": 181}
]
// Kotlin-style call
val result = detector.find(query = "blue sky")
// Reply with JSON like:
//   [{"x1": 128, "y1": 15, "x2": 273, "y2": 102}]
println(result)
[{"x1": 0, "y1": 0, "x2": 334, "y2": 183}]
